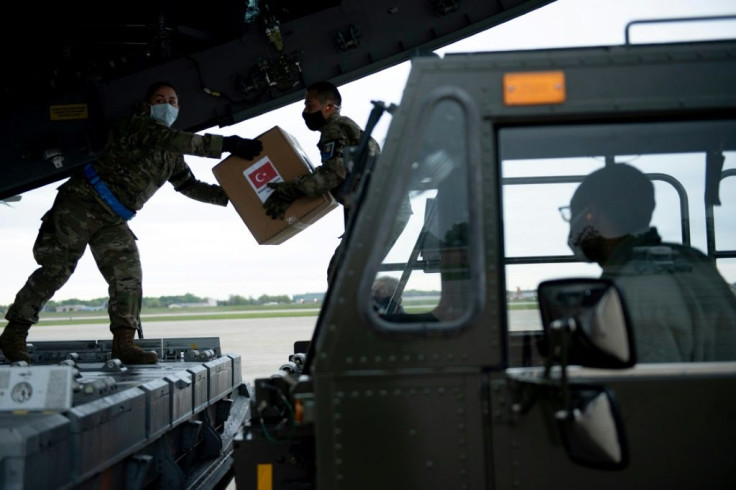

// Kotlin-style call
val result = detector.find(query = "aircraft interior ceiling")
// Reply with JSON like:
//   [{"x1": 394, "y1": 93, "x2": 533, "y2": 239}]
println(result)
[{"x1": 0, "y1": 0, "x2": 554, "y2": 200}]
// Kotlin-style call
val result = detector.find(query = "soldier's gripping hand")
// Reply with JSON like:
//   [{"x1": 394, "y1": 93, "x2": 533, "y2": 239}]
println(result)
[
  {"x1": 263, "y1": 181, "x2": 304, "y2": 219},
  {"x1": 269, "y1": 181, "x2": 304, "y2": 201},
  {"x1": 222, "y1": 136, "x2": 263, "y2": 160},
  {"x1": 264, "y1": 194, "x2": 291, "y2": 220}
]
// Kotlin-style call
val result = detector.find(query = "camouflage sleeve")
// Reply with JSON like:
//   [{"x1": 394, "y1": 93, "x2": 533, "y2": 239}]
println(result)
[
  {"x1": 169, "y1": 157, "x2": 229, "y2": 206},
  {"x1": 123, "y1": 114, "x2": 224, "y2": 158},
  {"x1": 295, "y1": 159, "x2": 346, "y2": 198},
  {"x1": 295, "y1": 116, "x2": 364, "y2": 198}
]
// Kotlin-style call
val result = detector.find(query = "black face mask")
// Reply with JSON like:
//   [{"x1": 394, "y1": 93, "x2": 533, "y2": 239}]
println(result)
[
  {"x1": 568, "y1": 225, "x2": 608, "y2": 264},
  {"x1": 302, "y1": 110, "x2": 327, "y2": 131}
]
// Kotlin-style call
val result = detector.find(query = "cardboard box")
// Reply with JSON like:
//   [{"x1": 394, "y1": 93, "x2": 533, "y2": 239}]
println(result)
[{"x1": 213, "y1": 126, "x2": 338, "y2": 244}]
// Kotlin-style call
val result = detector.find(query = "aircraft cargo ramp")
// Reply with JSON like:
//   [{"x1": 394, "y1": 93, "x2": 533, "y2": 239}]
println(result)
[{"x1": 0, "y1": 337, "x2": 251, "y2": 490}]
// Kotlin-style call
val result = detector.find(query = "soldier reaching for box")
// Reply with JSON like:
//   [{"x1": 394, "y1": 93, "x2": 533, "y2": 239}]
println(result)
[
  {"x1": 264, "y1": 81, "x2": 376, "y2": 221},
  {"x1": 0, "y1": 81, "x2": 262, "y2": 365},
  {"x1": 264, "y1": 80, "x2": 411, "y2": 285}
]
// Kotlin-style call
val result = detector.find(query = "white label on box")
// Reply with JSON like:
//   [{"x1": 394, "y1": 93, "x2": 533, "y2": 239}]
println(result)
[
  {"x1": 0, "y1": 365, "x2": 73, "y2": 411},
  {"x1": 243, "y1": 156, "x2": 284, "y2": 203}
]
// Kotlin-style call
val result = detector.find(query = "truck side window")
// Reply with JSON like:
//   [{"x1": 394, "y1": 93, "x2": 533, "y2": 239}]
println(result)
[
  {"x1": 370, "y1": 97, "x2": 474, "y2": 326},
  {"x1": 500, "y1": 120, "x2": 736, "y2": 365}
]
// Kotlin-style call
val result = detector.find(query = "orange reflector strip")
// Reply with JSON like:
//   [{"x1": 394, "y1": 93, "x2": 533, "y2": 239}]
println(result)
[
  {"x1": 294, "y1": 398, "x2": 304, "y2": 423},
  {"x1": 503, "y1": 71, "x2": 566, "y2": 105},
  {"x1": 257, "y1": 464, "x2": 273, "y2": 490}
]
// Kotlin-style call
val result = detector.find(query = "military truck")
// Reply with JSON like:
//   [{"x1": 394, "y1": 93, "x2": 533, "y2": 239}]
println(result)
[
  {"x1": 1, "y1": 18, "x2": 735, "y2": 490},
  {"x1": 232, "y1": 29, "x2": 736, "y2": 489}
]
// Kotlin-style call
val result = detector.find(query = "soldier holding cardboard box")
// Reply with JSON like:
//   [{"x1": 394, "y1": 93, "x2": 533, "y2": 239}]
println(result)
[
  {"x1": 264, "y1": 81, "x2": 377, "y2": 221},
  {"x1": 264, "y1": 81, "x2": 380, "y2": 282}
]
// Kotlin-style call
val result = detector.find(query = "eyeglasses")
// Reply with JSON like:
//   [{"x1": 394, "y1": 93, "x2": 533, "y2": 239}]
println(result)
[{"x1": 558, "y1": 205, "x2": 572, "y2": 222}]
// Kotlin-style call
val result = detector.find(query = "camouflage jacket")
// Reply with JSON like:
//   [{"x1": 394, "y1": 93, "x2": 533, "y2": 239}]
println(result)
[
  {"x1": 63, "y1": 112, "x2": 228, "y2": 211},
  {"x1": 296, "y1": 114, "x2": 380, "y2": 206}
]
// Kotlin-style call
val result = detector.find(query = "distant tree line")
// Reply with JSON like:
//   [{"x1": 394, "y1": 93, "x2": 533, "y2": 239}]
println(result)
[
  {"x1": 0, "y1": 290, "x2": 445, "y2": 312},
  {"x1": 220, "y1": 294, "x2": 292, "y2": 306},
  {"x1": 3, "y1": 284, "x2": 733, "y2": 314},
  {"x1": 0, "y1": 293, "x2": 296, "y2": 312}
]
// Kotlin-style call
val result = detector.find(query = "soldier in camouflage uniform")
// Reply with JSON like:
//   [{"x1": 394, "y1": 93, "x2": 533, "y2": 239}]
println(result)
[
  {"x1": 0, "y1": 81, "x2": 262, "y2": 365},
  {"x1": 264, "y1": 81, "x2": 411, "y2": 285},
  {"x1": 264, "y1": 81, "x2": 378, "y2": 219}
]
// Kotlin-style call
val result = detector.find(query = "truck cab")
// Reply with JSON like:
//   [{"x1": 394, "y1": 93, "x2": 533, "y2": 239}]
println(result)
[{"x1": 235, "y1": 36, "x2": 736, "y2": 489}]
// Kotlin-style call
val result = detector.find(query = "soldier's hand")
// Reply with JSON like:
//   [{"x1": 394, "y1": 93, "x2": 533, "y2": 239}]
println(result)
[
  {"x1": 263, "y1": 193, "x2": 293, "y2": 220},
  {"x1": 267, "y1": 181, "x2": 304, "y2": 202},
  {"x1": 222, "y1": 136, "x2": 263, "y2": 160}
]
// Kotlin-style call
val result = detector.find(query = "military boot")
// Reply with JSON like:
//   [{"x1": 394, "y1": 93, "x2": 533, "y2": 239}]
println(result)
[
  {"x1": 0, "y1": 322, "x2": 32, "y2": 363},
  {"x1": 111, "y1": 328, "x2": 158, "y2": 365}
]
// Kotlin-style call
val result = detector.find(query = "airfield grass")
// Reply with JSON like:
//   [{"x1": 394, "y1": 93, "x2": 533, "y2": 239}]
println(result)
[
  {"x1": 34, "y1": 300, "x2": 538, "y2": 326},
  {"x1": 35, "y1": 303, "x2": 321, "y2": 326}
]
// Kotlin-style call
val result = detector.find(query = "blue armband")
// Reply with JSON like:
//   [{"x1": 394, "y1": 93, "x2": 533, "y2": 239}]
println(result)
[{"x1": 83, "y1": 163, "x2": 136, "y2": 220}]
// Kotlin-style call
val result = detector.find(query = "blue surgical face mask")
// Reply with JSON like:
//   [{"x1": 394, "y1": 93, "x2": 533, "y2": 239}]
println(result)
[{"x1": 150, "y1": 103, "x2": 179, "y2": 127}]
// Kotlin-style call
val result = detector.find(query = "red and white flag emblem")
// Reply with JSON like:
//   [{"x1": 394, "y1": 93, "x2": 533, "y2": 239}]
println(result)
[{"x1": 244, "y1": 156, "x2": 283, "y2": 202}]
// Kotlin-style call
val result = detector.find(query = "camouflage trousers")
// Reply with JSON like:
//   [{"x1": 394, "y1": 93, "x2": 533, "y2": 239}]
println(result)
[
  {"x1": 5, "y1": 183, "x2": 142, "y2": 332},
  {"x1": 326, "y1": 194, "x2": 412, "y2": 286}
]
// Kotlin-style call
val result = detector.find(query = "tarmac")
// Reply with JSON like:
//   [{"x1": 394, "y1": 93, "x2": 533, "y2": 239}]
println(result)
[
  {"x1": 26, "y1": 308, "x2": 542, "y2": 381},
  {"x1": 26, "y1": 315, "x2": 318, "y2": 384}
]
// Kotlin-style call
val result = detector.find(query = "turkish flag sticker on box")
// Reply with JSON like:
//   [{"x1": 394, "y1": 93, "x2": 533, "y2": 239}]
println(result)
[
  {"x1": 244, "y1": 157, "x2": 281, "y2": 199},
  {"x1": 213, "y1": 126, "x2": 338, "y2": 244}
]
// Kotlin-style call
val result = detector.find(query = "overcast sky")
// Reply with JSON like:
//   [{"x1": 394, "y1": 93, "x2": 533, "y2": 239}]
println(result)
[{"x1": 1, "y1": 0, "x2": 734, "y2": 305}]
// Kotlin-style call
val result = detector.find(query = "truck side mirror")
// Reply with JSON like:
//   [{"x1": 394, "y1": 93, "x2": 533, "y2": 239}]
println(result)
[
  {"x1": 537, "y1": 278, "x2": 636, "y2": 369},
  {"x1": 556, "y1": 384, "x2": 629, "y2": 470},
  {"x1": 535, "y1": 279, "x2": 633, "y2": 470}
]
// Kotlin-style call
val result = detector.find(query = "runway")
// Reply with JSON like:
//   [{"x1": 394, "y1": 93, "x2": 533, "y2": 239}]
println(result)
[
  {"x1": 27, "y1": 316, "x2": 318, "y2": 384},
  {"x1": 26, "y1": 309, "x2": 542, "y2": 384}
]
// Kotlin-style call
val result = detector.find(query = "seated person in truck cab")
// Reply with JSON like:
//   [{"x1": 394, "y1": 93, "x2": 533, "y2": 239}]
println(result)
[
  {"x1": 372, "y1": 276, "x2": 405, "y2": 315},
  {"x1": 564, "y1": 163, "x2": 736, "y2": 363}
]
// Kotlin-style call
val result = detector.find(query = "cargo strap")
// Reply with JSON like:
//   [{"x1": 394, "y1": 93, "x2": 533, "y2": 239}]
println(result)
[{"x1": 83, "y1": 163, "x2": 136, "y2": 220}]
